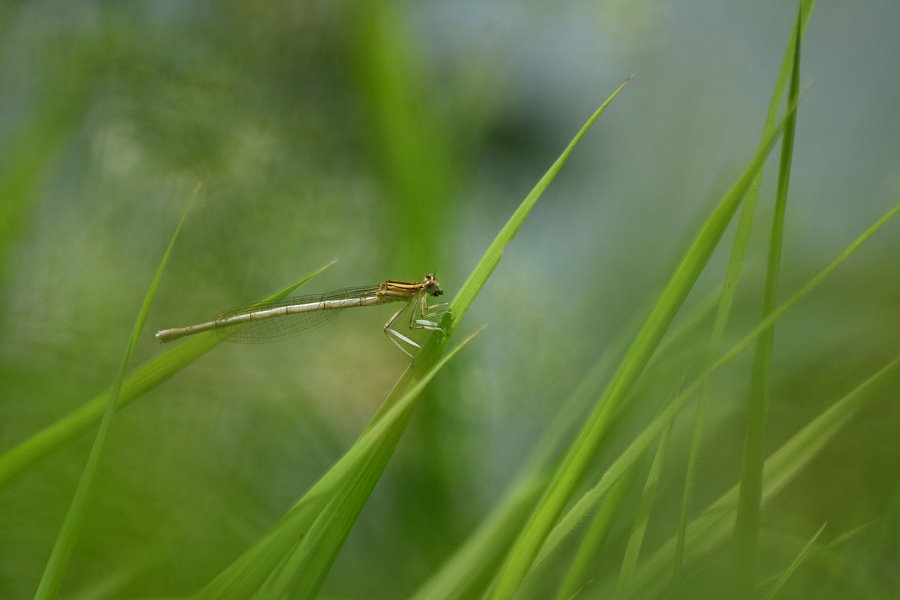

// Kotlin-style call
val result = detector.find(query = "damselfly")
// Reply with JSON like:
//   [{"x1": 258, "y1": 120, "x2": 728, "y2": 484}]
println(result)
[{"x1": 155, "y1": 274, "x2": 449, "y2": 356}]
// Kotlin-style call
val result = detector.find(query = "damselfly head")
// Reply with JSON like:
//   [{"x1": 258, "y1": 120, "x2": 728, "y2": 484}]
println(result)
[{"x1": 424, "y1": 273, "x2": 444, "y2": 296}]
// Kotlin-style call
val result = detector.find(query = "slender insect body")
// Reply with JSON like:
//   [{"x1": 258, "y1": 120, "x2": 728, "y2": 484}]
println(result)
[{"x1": 155, "y1": 274, "x2": 449, "y2": 356}]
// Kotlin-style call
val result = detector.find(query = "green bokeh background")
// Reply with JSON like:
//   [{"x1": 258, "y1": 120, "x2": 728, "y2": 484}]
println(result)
[{"x1": 1, "y1": 1, "x2": 897, "y2": 598}]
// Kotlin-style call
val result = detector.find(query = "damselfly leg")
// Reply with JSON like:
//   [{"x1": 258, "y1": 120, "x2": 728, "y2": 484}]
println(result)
[
  {"x1": 383, "y1": 294, "x2": 450, "y2": 357},
  {"x1": 411, "y1": 293, "x2": 449, "y2": 330},
  {"x1": 383, "y1": 301, "x2": 419, "y2": 357}
]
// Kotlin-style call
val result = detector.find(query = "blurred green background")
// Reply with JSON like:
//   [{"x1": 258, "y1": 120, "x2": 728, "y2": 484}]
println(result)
[{"x1": 1, "y1": 1, "x2": 897, "y2": 598}]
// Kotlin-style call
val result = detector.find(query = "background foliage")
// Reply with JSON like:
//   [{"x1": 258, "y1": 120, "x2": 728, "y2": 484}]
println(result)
[{"x1": 0, "y1": 1, "x2": 897, "y2": 598}]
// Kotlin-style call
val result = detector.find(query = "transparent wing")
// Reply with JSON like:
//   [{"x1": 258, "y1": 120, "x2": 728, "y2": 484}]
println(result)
[{"x1": 214, "y1": 285, "x2": 380, "y2": 343}]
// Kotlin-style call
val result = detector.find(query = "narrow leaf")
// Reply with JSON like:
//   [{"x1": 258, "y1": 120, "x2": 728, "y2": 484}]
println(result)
[
  {"x1": 761, "y1": 522, "x2": 827, "y2": 600},
  {"x1": 414, "y1": 284, "x2": 719, "y2": 600},
  {"x1": 554, "y1": 458, "x2": 640, "y2": 600},
  {"x1": 195, "y1": 80, "x2": 632, "y2": 599},
  {"x1": 631, "y1": 355, "x2": 900, "y2": 598},
  {"x1": 614, "y1": 426, "x2": 671, "y2": 600},
  {"x1": 535, "y1": 202, "x2": 899, "y2": 566},
  {"x1": 734, "y1": 1, "x2": 805, "y2": 582},
  {"x1": 0, "y1": 261, "x2": 335, "y2": 488},
  {"x1": 445, "y1": 77, "x2": 632, "y2": 333},
  {"x1": 192, "y1": 328, "x2": 483, "y2": 599},
  {"x1": 487, "y1": 95, "x2": 800, "y2": 600},
  {"x1": 34, "y1": 186, "x2": 199, "y2": 599},
  {"x1": 672, "y1": 0, "x2": 817, "y2": 583}
]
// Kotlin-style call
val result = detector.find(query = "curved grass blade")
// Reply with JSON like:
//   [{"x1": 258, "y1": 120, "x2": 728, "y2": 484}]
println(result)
[
  {"x1": 275, "y1": 80, "x2": 633, "y2": 596},
  {"x1": 193, "y1": 80, "x2": 633, "y2": 600},
  {"x1": 629, "y1": 355, "x2": 900, "y2": 598},
  {"x1": 532, "y1": 200, "x2": 899, "y2": 570},
  {"x1": 281, "y1": 82, "x2": 633, "y2": 599},
  {"x1": 191, "y1": 327, "x2": 483, "y2": 600},
  {"x1": 0, "y1": 262, "x2": 336, "y2": 489},
  {"x1": 33, "y1": 186, "x2": 199, "y2": 599},
  {"x1": 412, "y1": 286, "x2": 719, "y2": 600},
  {"x1": 444, "y1": 76, "x2": 632, "y2": 336},
  {"x1": 673, "y1": 0, "x2": 816, "y2": 583},
  {"x1": 486, "y1": 94, "x2": 801, "y2": 600},
  {"x1": 366, "y1": 78, "x2": 632, "y2": 430},
  {"x1": 552, "y1": 379, "x2": 684, "y2": 600},
  {"x1": 553, "y1": 454, "x2": 640, "y2": 600},
  {"x1": 614, "y1": 425, "x2": 671, "y2": 600},
  {"x1": 761, "y1": 522, "x2": 827, "y2": 600}
]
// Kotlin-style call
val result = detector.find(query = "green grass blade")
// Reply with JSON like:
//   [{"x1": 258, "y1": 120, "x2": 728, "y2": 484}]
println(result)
[
  {"x1": 194, "y1": 81, "x2": 631, "y2": 599},
  {"x1": 734, "y1": 2, "x2": 805, "y2": 584},
  {"x1": 33, "y1": 186, "x2": 199, "y2": 599},
  {"x1": 756, "y1": 520, "x2": 877, "y2": 594},
  {"x1": 486, "y1": 96, "x2": 799, "y2": 600},
  {"x1": 707, "y1": 203, "x2": 898, "y2": 378},
  {"x1": 554, "y1": 456, "x2": 640, "y2": 600},
  {"x1": 0, "y1": 260, "x2": 335, "y2": 489},
  {"x1": 413, "y1": 287, "x2": 719, "y2": 600},
  {"x1": 761, "y1": 522, "x2": 827, "y2": 600},
  {"x1": 534, "y1": 202, "x2": 898, "y2": 568},
  {"x1": 412, "y1": 308, "x2": 648, "y2": 600},
  {"x1": 553, "y1": 381, "x2": 683, "y2": 600},
  {"x1": 192, "y1": 328, "x2": 482, "y2": 600},
  {"x1": 410, "y1": 471, "x2": 549, "y2": 600},
  {"x1": 350, "y1": 0, "x2": 456, "y2": 272},
  {"x1": 672, "y1": 0, "x2": 816, "y2": 584},
  {"x1": 614, "y1": 425, "x2": 671, "y2": 600},
  {"x1": 631, "y1": 355, "x2": 900, "y2": 598},
  {"x1": 364, "y1": 79, "x2": 630, "y2": 432},
  {"x1": 276, "y1": 83, "x2": 634, "y2": 600},
  {"x1": 536, "y1": 388, "x2": 689, "y2": 567}
]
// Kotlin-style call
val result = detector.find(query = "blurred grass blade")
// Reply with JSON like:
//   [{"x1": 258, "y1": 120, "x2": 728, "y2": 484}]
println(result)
[
  {"x1": 199, "y1": 81, "x2": 632, "y2": 600},
  {"x1": 631, "y1": 355, "x2": 900, "y2": 598},
  {"x1": 276, "y1": 82, "x2": 634, "y2": 599},
  {"x1": 351, "y1": 0, "x2": 456, "y2": 272},
  {"x1": 0, "y1": 260, "x2": 335, "y2": 489},
  {"x1": 554, "y1": 381, "x2": 683, "y2": 600},
  {"x1": 537, "y1": 385, "x2": 689, "y2": 566},
  {"x1": 704, "y1": 203, "x2": 898, "y2": 378},
  {"x1": 614, "y1": 426, "x2": 671, "y2": 600},
  {"x1": 761, "y1": 522, "x2": 827, "y2": 600},
  {"x1": 413, "y1": 309, "x2": 646, "y2": 600},
  {"x1": 487, "y1": 96, "x2": 800, "y2": 600},
  {"x1": 757, "y1": 520, "x2": 874, "y2": 594},
  {"x1": 534, "y1": 200, "x2": 898, "y2": 567},
  {"x1": 33, "y1": 186, "x2": 199, "y2": 599},
  {"x1": 673, "y1": 0, "x2": 816, "y2": 583},
  {"x1": 411, "y1": 471, "x2": 549, "y2": 600},
  {"x1": 0, "y1": 77, "x2": 92, "y2": 283},
  {"x1": 734, "y1": 2, "x2": 805, "y2": 582},
  {"x1": 192, "y1": 328, "x2": 482, "y2": 600},
  {"x1": 414, "y1": 286, "x2": 718, "y2": 600},
  {"x1": 554, "y1": 455, "x2": 640, "y2": 600}
]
